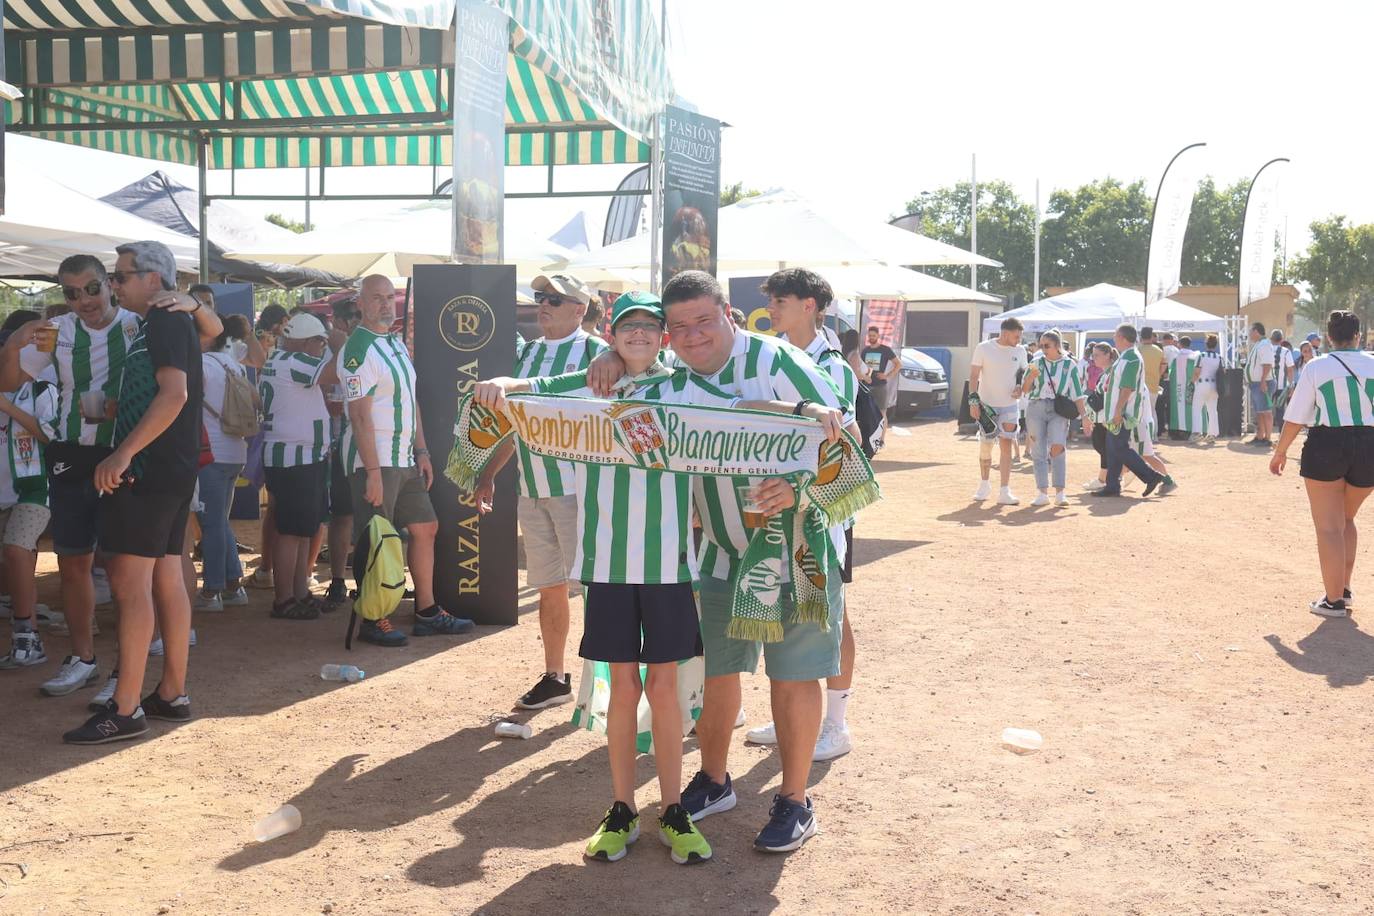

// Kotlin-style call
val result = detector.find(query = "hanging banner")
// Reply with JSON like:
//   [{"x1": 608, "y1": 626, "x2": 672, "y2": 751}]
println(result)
[
  {"x1": 451, "y1": 0, "x2": 508, "y2": 264},
  {"x1": 662, "y1": 105, "x2": 721, "y2": 285},
  {"x1": 1144, "y1": 142, "x2": 1206, "y2": 306},
  {"x1": 728, "y1": 276, "x2": 770, "y2": 334},
  {"x1": 413, "y1": 264, "x2": 518, "y2": 625},
  {"x1": 1238, "y1": 158, "x2": 1289, "y2": 312}
]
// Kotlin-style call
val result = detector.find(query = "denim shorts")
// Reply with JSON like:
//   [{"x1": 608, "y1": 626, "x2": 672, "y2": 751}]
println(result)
[{"x1": 1249, "y1": 381, "x2": 1272, "y2": 412}]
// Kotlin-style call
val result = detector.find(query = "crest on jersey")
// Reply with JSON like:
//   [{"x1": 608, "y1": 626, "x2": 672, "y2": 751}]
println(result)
[{"x1": 344, "y1": 355, "x2": 362, "y2": 371}]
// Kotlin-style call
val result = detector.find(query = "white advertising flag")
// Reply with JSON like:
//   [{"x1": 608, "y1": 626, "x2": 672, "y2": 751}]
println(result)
[
  {"x1": 1144, "y1": 143, "x2": 1206, "y2": 306},
  {"x1": 1238, "y1": 158, "x2": 1289, "y2": 310}
]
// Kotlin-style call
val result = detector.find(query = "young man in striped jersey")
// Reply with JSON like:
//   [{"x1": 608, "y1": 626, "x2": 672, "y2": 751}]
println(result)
[
  {"x1": 753, "y1": 268, "x2": 860, "y2": 762},
  {"x1": 474, "y1": 273, "x2": 609, "y2": 710},
  {"x1": 1091, "y1": 324, "x2": 1171, "y2": 499},
  {"x1": 339, "y1": 275, "x2": 474, "y2": 647},
  {"x1": 259, "y1": 313, "x2": 339, "y2": 620}
]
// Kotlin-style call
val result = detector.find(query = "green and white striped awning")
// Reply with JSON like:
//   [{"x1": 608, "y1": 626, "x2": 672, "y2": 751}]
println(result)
[{"x1": 3, "y1": 0, "x2": 669, "y2": 169}]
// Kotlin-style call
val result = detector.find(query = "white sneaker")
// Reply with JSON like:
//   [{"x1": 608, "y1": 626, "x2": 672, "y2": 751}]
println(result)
[
  {"x1": 221, "y1": 587, "x2": 250, "y2": 608},
  {"x1": 997, "y1": 488, "x2": 1019, "y2": 506},
  {"x1": 149, "y1": 629, "x2": 197, "y2": 656},
  {"x1": 89, "y1": 673, "x2": 118, "y2": 711},
  {"x1": 92, "y1": 569, "x2": 113, "y2": 607},
  {"x1": 1030, "y1": 491, "x2": 1050, "y2": 507},
  {"x1": 973, "y1": 481, "x2": 992, "y2": 501},
  {"x1": 193, "y1": 592, "x2": 224, "y2": 613},
  {"x1": 1082, "y1": 479, "x2": 1105, "y2": 491},
  {"x1": 247, "y1": 568, "x2": 274, "y2": 589},
  {"x1": 746, "y1": 721, "x2": 778, "y2": 745},
  {"x1": 0, "y1": 629, "x2": 46, "y2": 668},
  {"x1": 40, "y1": 655, "x2": 100, "y2": 696},
  {"x1": 1310, "y1": 598, "x2": 1349, "y2": 619},
  {"x1": 813, "y1": 721, "x2": 852, "y2": 761},
  {"x1": 734, "y1": 706, "x2": 747, "y2": 728},
  {"x1": 1054, "y1": 492, "x2": 1070, "y2": 507}
]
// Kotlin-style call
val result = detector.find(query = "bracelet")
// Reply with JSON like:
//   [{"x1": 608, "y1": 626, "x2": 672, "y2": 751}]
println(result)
[
  {"x1": 415, "y1": 448, "x2": 430, "y2": 457},
  {"x1": 191, "y1": 300, "x2": 202, "y2": 313},
  {"x1": 793, "y1": 399, "x2": 811, "y2": 416}
]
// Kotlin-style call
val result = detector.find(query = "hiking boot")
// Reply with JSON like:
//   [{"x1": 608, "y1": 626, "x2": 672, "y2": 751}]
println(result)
[
  {"x1": 0, "y1": 629, "x2": 46, "y2": 668},
  {"x1": 585, "y1": 801, "x2": 639, "y2": 862},
  {"x1": 40, "y1": 656, "x2": 99, "y2": 696},
  {"x1": 681, "y1": 771, "x2": 736, "y2": 821},
  {"x1": 63, "y1": 706, "x2": 148, "y2": 745},
  {"x1": 659, "y1": 803, "x2": 712, "y2": 864},
  {"x1": 413, "y1": 607, "x2": 476, "y2": 636},
  {"x1": 141, "y1": 691, "x2": 192, "y2": 722},
  {"x1": 516, "y1": 673, "x2": 573, "y2": 710},
  {"x1": 753, "y1": 794, "x2": 817, "y2": 853},
  {"x1": 359, "y1": 616, "x2": 408, "y2": 647}
]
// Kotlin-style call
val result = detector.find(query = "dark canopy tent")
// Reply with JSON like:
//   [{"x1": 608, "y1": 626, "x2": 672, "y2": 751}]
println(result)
[{"x1": 100, "y1": 170, "x2": 343, "y2": 287}]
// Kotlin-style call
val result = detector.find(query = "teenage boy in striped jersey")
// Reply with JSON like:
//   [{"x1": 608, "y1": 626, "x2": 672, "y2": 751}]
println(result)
[
  {"x1": 474, "y1": 273, "x2": 608, "y2": 710},
  {"x1": 258, "y1": 313, "x2": 339, "y2": 620},
  {"x1": 1091, "y1": 324, "x2": 1173, "y2": 499},
  {"x1": 751, "y1": 268, "x2": 860, "y2": 762},
  {"x1": 339, "y1": 275, "x2": 474, "y2": 646}
]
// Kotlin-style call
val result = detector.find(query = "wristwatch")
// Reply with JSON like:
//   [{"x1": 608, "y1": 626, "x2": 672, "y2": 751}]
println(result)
[{"x1": 793, "y1": 399, "x2": 811, "y2": 416}]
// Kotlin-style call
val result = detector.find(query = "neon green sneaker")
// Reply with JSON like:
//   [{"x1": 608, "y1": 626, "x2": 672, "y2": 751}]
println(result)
[
  {"x1": 585, "y1": 801, "x2": 640, "y2": 862},
  {"x1": 659, "y1": 802, "x2": 712, "y2": 864}
]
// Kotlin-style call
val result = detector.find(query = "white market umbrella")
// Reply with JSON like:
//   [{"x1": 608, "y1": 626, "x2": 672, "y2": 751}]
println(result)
[{"x1": 225, "y1": 201, "x2": 574, "y2": 280}]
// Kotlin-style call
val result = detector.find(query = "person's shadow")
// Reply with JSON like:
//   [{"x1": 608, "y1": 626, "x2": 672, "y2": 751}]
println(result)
[{"x1": 1265, "y1": 618, "x2": 1374, "y2": 687}]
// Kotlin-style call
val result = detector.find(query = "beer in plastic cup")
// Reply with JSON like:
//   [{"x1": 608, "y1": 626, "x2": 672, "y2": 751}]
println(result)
[
  {"x1": 80, "y1": 391, "x2": 107, "y2": 423},
  {"x1": 737, "y1": 481, "x2": 767, "y2": 529},
  {"x1": 252, "y1": 804, "x2": 302, "y2": 842},
  {"x1": 34, "y1": 324, "x2": 58, "y2": 353}
]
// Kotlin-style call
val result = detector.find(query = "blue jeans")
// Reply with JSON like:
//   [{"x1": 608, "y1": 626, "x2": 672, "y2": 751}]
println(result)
[
  {"x1": 1027, "y1": 399, "x2": 1070, "y2": 491},
  {"x1": 1104, "y1": 424, "x2": 1160, "y2": 492},
  {"x1": 196, "y1": 462, "x2": 244, "y2": 591}
]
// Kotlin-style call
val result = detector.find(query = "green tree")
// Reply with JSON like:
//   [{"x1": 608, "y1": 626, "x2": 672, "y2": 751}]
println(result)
[
  {"x1": 1179, "y1": 177, "x2": 1249, "y2": 284},
  {"x1": 719, "y1": 182, "x2": 762, "y2": 207},
  {"x1": 1290, "y1": 215, "x2": 1374, "y2": 331},
  {"x1": 900, "y1": 180, "x2": 1036, "y2": 305},
  {"x1": 1038, "y1": 178, "x2": 1152, "y2": 291},
  {"x1": 266, "y1": 213, "x2": 309, "y2": 234}
]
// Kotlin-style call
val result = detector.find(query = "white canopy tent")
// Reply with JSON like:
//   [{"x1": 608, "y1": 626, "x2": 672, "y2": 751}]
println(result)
[
  {"x1": 982, "y1": 283, "x2": 1226, "y2": 335},
  {"x1": 0, "y1": 173, "x2": 200, "y2": 277}
]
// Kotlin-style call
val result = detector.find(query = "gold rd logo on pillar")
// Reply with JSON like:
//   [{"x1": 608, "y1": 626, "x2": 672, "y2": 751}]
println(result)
[{"x1": 439, "y1": 295, "x2": 496, "y2": 352}]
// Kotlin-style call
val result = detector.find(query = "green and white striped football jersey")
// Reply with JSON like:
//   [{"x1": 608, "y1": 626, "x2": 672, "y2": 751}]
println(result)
[
  {"x1": 1101, "y1": 347, "x2": 1146, "y2": 422},
  {"x1": 338, "y1": 328, "x2": 417, "y2": 471},
  {"x1": 0, "y1": 381, "x2": 57, "y2": 508},
  {"x1": 512, "y1": 329, "x2": 609, "y2": 497},
  {"x1": 793, "y1": 333, "x2": 857, "y2": 423},
  {"x1": 1284, "y1": 350, "x2": 1374, "y2": 428},
  {"x1": 530, "y1": 367, "x2": 695, "y2": 584},
  {"x1": 1026, "y1": 355, "x2": 1085, "y2": 401},
  {"x1": 260, "y1": 350, "x2": 330, "y2": 467},
  {"x1": 18, "y1": 308, "x2": 140, "y2": 446},
  {"x1": 640, "y1": 331, "x2": 849, "y2": 581}
]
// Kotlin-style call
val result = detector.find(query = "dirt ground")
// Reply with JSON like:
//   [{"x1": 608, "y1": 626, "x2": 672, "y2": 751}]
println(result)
[{"x1": 2, "y1": 418, "x2": 1372, "y2": 915}]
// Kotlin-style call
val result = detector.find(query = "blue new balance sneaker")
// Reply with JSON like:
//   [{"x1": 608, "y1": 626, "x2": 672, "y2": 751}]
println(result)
[
  {"x1": 681, "y1": 771, "x2": 736, "y2": 821},
  {"x1": 753, "y1": 794, "x2": 816, "y2": 852}
]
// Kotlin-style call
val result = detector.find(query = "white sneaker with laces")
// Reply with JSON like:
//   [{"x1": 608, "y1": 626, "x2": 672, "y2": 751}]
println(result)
[
  {"x1": 813, "y1": 721, "x2": 853, "y2": 761},
  {"x1": 1310, "y1": 598, "x2": 1349, "y2": 619},
  {"x1": 221, "y1": 587, "x2": 250, "y2": 608},
  {"x1": 149, "y1": 629, "x2": 197, "y2": 656},
  {"x1": 193, "y1": 592, "x2": 224, "y2": 613},
  {"x1": 997, "y1": 488, "x2": 1019, "y2": 506},
  {"x1": 746, "y1": 721, "x2": 778, "y2": 745},
  {"x1": 1030, "y1": 491, "x2": 1050, "y2": 507},
  {"x1": 40, "y1": 655, "x2": 99, "y2": 696},
  {"x1": 1054, "y1": 491, "x2": 1071, "y2": 507},
  {"x1": 973, "y1": 480, "x2": 992, "y2": 501},
  {"x1": 89, "y1": 673, "x2": 118, "y2": 711},
  {"x1": 0, "y1": 629, "x2": 46, "y2": 668},
  {"x1": 1082, "y1": 479, "x2": 1105, "y2": 491}
]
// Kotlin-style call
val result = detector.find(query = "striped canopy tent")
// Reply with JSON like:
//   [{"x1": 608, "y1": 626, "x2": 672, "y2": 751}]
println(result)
[{"x1": 2, "y1": 0, "x2": 670, "y2": 171}]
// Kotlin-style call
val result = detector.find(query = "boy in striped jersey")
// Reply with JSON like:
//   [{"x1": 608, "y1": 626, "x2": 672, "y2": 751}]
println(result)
[
  {"x1": 339, "y1": 276, "x2": 474, "y2": 646},
  {"x1": 259, "y1": 313, "x2": 339, "y2": 620},
  {"x1": 474, "y1": 273, "x2": 609, "y2": 710},
  {"x1": 1091, "y1": 324, "x2": 1171, "y2": 499},
  {"x1": 0, "y1": 376, "x2": 57, "y2": 669}
]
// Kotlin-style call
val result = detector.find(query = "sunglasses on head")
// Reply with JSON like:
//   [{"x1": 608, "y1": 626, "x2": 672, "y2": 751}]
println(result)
[
  {"x1": 534, "y1": 292, "x2": 573, "y2": 307},
  {"x1": 62, "y1": 279, "x2": 104, "y2": 301},
  {"x1": 109, "y1": 269, "x2": 153, "y2": 285}
]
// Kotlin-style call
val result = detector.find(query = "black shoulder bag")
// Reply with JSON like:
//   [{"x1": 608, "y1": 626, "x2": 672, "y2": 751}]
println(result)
[{"x1": 1042, "y1": 360, "x2": 1080, "y2": 420}]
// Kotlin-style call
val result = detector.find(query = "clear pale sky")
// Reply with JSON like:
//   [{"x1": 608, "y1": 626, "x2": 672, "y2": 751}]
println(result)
[{"x1": 17, "y1": 0, "x2": 1373, "y2": 262}]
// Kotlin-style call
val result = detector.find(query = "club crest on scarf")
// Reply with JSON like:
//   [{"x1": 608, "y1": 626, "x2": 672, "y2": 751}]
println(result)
[{"x1": 606, "y1": 401, "x2": 670, "y2": 470}]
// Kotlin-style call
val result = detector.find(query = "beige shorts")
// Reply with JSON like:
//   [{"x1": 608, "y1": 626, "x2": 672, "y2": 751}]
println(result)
[
  {"x1": 518, "y1": 495, "x2": 578, "y2": 589},
  {"x1": 0, "y1": 502, "x2": 50, "y2": 551}
]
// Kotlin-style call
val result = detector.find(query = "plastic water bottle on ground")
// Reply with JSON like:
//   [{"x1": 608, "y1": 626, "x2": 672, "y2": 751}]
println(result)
[
  {"x1": 252, "y1": 804, "x2": 302, "y2": 842},
  {"x1": 1001, "y1": 727, "x2": 1043, "y2": 754},
  {"x1": 320, "y1": 664, "x2": 365, "y2": 682},
  {"x1": 494, "y1": 721, "x2": 532, "y2": 739}
]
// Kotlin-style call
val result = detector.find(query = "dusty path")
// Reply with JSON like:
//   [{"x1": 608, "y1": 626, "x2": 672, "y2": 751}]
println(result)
[{"x1": 2, "y1": 419, "x2": 1371, "y2": 915}]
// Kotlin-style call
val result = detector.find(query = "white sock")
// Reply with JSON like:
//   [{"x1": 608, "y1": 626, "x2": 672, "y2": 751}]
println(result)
[{"x1": 825, "y1": 688, "x2": 850, "y2": 728}]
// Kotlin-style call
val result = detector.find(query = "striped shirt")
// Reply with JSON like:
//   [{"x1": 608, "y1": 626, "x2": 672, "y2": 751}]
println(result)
[
  {"x1": 0, "y1": 381, "x2": 57, "y2": 508},
  {"x1": 260, "y1": 350, "x2": 330, "y2": 467},
  {"x1": 1101, "y1": 347, "x2": 1146, "y2": 422},
  {"x1": 1284, "y1": 350, "x2": 1374, "y2": 428},
  {"x1": 790, "y1": 333, "x2": 858, "y2": 424},
  {"x1": 1026, "y1": 355, "x2": 1085, "y2": 401},
  {"x1": 640, "y1": 331, "x2": 848, "y2": 580},
  {"x1": 338, "y1": 328, "x2": 417, "y2": 471},
  {"x1": 18, "y1": 308, "x2": 140, "y2": 447},
  {"x1": 530, "y1": 367, "x2": 696, "y2": 584},
  {"x1": 1246, "y1": 339, "x2": 1275, "y2": 382},
  {"x1": 1274, "y1": 345, "x2": 1296, "y2": 389},
  {"x1": 512, "y1": 329, "x2": 609, "y2": 497},
  {"x1": 1195, "y1": 351, "x2": 1224, "y2": 383}
]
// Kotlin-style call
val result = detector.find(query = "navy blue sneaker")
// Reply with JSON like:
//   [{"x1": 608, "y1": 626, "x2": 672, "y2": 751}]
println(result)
[
  {"x1": 681, "y1": 770, "x2": 736, "y2": 821},
  {"x1": 359, "y1": 616, "x2": 409, "y2": 647},
  {"x1": 63, "y1": 706, "x2": 149, "y2": 745},
  {"x1": 754, "y1": 794, "x2": 816, "y2": 852},
  {"x1": 413, "y1": 607, "x2": 476, "y2": 636}
]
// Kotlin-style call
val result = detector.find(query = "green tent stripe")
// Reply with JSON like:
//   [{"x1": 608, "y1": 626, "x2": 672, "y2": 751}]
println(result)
[
  {"x1": 345, "y1": 22, "x2": 366, "y2": 69},
  {"x1": 284, "y1": 78, "x2": 313, "y2": 117},
  {"x1": 168, "y1": 32, "x2": 188, "y2": 80},
  {"x1": 399, "y1": 70, "x2": 425, "y2": 110}
]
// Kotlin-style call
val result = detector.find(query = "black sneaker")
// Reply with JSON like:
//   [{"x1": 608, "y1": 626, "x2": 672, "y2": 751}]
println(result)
[
  {"x1": 516, "y1": 672, "x2": 572, "y2": 709},
  {"x1": 681, "y1": 771, "x2": 737, "y2": 821},
  {"x1": 141, "y1": 691, "x2": 192, "y2": 722},
  {"x1": 63, "y1": 706, "x2": 149, "y2": 745},
  {"x1": 1142, "y1": 478, "x2": 1162, "y2": 497},
  {"x1": 359, "y1": 616, "x2": 409, "y2": 647},
  {"x1": 325, "y1": 579, "x2": 349, "y2": 609},
  {"x1": 1310, "y1": 598, "x2": 1348, "y2": 618}
]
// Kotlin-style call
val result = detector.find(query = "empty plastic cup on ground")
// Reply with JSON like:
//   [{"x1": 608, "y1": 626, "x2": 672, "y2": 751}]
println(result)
[
  {"x1": 252, "y1": 804, "x2": 302, "y2": 842},
  {"x1": 494, "y1": 721, "x2": 532, "y2": 739},
  {"x1": 1001, "y1": 727, "x2": 1043, "y2": 754}
]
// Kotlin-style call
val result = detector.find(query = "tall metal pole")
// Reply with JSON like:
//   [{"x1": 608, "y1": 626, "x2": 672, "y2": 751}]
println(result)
[
  {"x1": 970, "y1": 153, "x2": 977, "y2": 291},
  {"x1": 197, "y1": 135, "x2": 210, "y2": 283},
  {"x1": 303, "y1": 167, "x2": 311, "y2": 231},
  {"x1": 648, "y1": 0, "x2": 666, "y2": 293},
  {"x1": 1033, "y1": 178, "x2": 1040, "y2": 304}
]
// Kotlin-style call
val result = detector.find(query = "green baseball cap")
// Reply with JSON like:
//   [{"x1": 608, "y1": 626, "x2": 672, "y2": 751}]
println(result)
[{"x1": 610, "y1": 290, "x2": 664, "y2": 327}]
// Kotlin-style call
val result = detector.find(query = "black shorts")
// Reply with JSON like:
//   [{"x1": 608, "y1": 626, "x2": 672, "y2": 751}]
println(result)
[
  {"x1": 841, "y1": 526, "x2": 854, "y2": 584},
  {"x1": 48, "y1": 447, "x2": 110, "y2": 555},
  {"x1": 329, "y1": 449, "x2": 353, "y2": 518},
  {"x1": 580, "y1": 581, "x2": 703, "y2": 664},
  {"x1": 264, "y1": 462, "x2": 329, "y2": 537},
  {"x1": 1300, "y1": 426, "x2": 1374, "y2": 487},
  {"x1": 98, "y1": 483, "x2": 191, "y2": 558}
]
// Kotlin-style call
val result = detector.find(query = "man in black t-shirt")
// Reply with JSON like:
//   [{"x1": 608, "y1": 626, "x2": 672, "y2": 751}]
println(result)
[
  {"x1": 860, "y1": 326, "x2": 900, "y2": 421},
  {"x1": 64, "y1": 241, "x2": 223, "y2": 746}
]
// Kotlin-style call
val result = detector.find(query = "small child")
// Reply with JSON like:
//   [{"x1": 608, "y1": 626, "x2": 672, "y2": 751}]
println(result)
[{"x1": 0, "y1": 378, "x2": 57, "y2": 669}]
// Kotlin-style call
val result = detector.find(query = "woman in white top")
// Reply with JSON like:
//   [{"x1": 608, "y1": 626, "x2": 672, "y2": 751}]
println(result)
[
  {"x1": 1020, "y1": 330, "x2": 1090, "y2": 506},
  {"x1": 1270, "y1": 311, "x2": 1374, "y2": 618},
  {"x1": 196, "y1": 318, "x2": 253, "y2": 610}
]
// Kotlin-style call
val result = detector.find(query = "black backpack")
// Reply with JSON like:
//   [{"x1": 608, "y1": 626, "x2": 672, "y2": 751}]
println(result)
[{"x1": 829, "y1": 350, "x2": 883, "y2": 458}]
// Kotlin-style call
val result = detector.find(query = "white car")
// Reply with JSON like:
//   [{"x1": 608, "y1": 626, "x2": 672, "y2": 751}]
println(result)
[{"x1": 895, "y1": 347, "x2": 949, "y2": 417}]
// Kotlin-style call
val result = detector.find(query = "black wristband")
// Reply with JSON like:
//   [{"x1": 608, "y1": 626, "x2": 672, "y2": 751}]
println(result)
[{"x1": 793, "y1": 399, "x2": 810, "y2": 416}]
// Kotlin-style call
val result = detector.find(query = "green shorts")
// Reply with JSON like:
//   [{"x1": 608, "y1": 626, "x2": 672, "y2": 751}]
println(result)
[{"x1": 698, "y1": 561, "x2": 845, "y2": 682}]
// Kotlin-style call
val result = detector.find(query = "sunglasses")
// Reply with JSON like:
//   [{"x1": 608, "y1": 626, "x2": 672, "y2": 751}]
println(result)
[
  {"x1": 62, "y1": 280, "x2": 104, "y2": 301},
  {"x1": 109, "y1": 269, "x2": 153, "y2": 285},
  {"x1": 534, "y1": 292, "x2": 573, "y2": 307}
]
